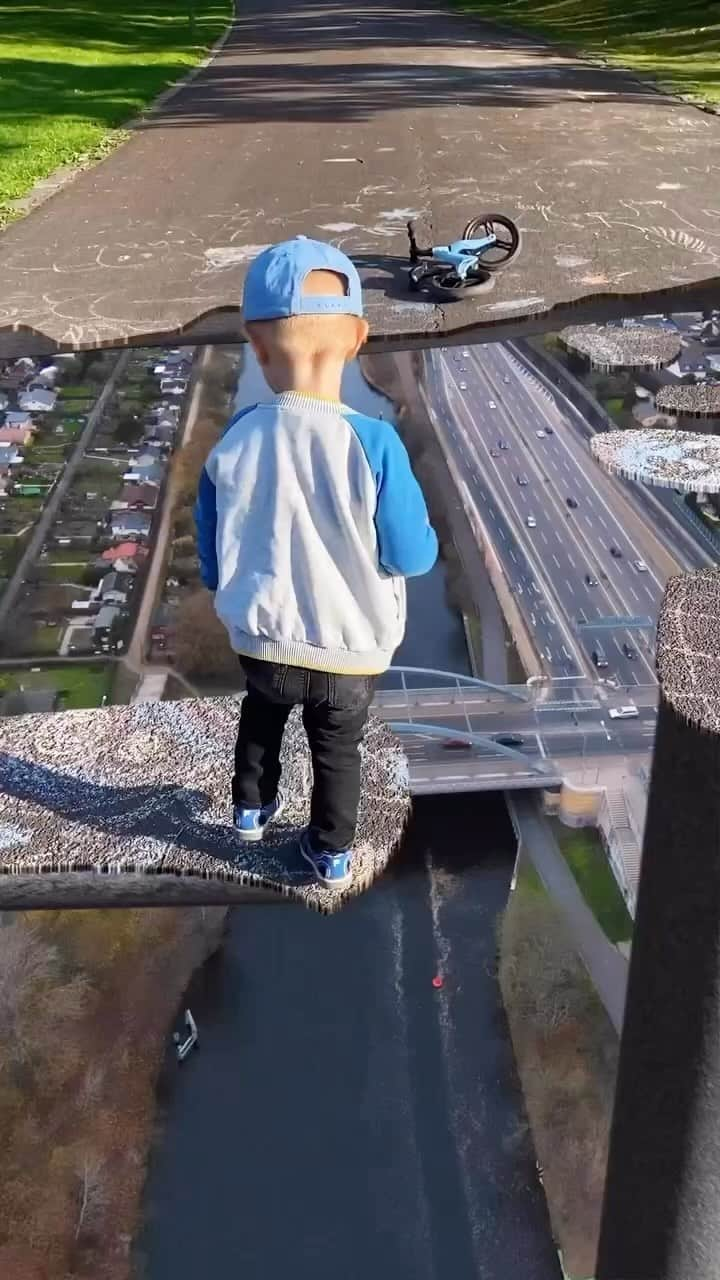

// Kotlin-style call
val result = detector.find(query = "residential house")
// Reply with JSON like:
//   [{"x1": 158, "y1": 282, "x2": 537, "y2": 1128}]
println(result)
[
  {"x1": 109, "y1": 510, "x2": 152, "y2": 542},
  {"x1": 93, "y1": 604, "x2": 122, "y2": 647},
  {"x1": 118, "y1": 482, "x2": 159, "y2": 511},
  {"x1": 92, "y1": 570, "x2": 132, "y2": 606},
  {"x1": 31, "y1": 364, "x2": 59, "y2": 387},
  {"x1": 160, "y1": 377, "x2": 188, "y2": 396},
  {"x1": 3, "y1": 410, "x2": 34, "y2": 430},
  {"x1": 0, "y1": 425, "x2": 36, "y2": 447},
  {"x1": 101, "y1": 541, "x2": 148, "y2": 568},
  {"x1": 123, "y1": 459, "x2": 164, "y2": 487},
  {"x1": 0, "y1": 687, "x2": 60, "y2": 717},
  {"x1": 0, "y1": 443, "x2": 23, "y2": 474},
  {"x1": 143, "y1": 425, "x2": 175, "y2": 449},
  {"x1": 19, "y1": 387, "x2": 57, "y2": 413}
]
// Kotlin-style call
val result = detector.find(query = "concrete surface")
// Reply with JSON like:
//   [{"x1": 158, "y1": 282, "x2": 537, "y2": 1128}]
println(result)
[
  {"x1": 0, "y1": 699, "x2": 410, "y2": 911},
  {"x1": 2, "y1": 0, "x2": 720, "y2": 353}
]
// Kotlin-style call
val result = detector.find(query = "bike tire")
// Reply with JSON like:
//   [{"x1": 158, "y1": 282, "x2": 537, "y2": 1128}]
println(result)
[
  {"x1": 424, "y1": 264, "x2": 495, "y2": 300},
  {"x1": 462, "y1": 213, "x2": 521, "y2": 269}
]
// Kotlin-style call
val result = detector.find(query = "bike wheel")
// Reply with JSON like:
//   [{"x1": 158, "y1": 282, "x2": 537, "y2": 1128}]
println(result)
[
  {"x1": 423, "y1": 263, "x2": 495, "y2": 301},
  {"x1": 462, "y1": 214, "x2": 521, "y2": 269}
]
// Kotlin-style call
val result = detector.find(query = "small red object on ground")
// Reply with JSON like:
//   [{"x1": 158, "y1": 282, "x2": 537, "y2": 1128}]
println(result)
[{"x1": 432, "y1": 975, "x2": 444, "y2": 989}]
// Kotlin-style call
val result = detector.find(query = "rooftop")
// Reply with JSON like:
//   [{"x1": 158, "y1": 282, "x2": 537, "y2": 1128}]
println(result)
[{"x1": 591, "y1": 428, "x2": 720, "y2": 493}]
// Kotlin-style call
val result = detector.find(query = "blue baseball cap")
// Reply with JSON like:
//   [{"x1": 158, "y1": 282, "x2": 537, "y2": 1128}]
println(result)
[{"x1": 243, "y1": 236, "x2": 363, "y2": 322}]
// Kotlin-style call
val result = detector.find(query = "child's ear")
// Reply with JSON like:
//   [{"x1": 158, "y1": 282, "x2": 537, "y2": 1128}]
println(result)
[
  {"x1": 246, "y1": 326, "x2": 269, "y2": 367},
  {"x1": 351, "y1": 318, "x2": 369, "y2": 357}
]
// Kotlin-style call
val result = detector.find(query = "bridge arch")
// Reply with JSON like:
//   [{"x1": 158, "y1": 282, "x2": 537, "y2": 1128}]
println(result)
[{"x1": 386, "y1": 665, "x2": 530, "y2": 703}]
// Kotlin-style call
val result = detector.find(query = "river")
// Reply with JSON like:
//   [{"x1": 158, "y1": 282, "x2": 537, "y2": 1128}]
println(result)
[{"x1": 135, "y1": 355, "x2": 559, "y2": 1280}]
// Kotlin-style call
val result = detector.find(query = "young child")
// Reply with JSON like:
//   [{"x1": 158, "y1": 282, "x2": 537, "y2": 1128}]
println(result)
[{"x1": 194, "y1": 237, "x2": 438, "y2": 890}]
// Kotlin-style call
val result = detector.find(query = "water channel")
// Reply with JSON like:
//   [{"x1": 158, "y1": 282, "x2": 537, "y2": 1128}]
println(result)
[{"x1": 135, "y1": 356, "x2": 559, "y2": 1280}]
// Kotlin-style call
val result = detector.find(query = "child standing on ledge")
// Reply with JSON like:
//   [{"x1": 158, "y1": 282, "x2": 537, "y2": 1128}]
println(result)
[{"x1": 194, "y1": 237, "x2": 438, "y2": 890}]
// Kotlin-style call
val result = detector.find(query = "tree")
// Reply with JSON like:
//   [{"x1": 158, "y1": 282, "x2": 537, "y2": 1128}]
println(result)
[{"x1": 175, "y1": 589, "x2": 238, "y2": 677}]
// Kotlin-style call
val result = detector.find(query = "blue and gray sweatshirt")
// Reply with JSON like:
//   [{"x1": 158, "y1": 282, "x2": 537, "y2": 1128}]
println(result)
[{"x1": 193, "y1": 392, "x2": 438, "y2": 675}]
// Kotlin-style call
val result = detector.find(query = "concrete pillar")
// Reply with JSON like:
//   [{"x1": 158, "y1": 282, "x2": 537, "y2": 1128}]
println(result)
[{"x1": 596, "y1": 566, "x2": 720, "y2": 1280}]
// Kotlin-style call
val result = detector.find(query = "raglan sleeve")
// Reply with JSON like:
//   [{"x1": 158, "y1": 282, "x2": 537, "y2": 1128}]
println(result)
[
  {"x1": 373, "y1": 426, "x2": 439, "y2": 577},
  {"x1": 194, "y1": 464, "x2": 219, "y2": 591}
]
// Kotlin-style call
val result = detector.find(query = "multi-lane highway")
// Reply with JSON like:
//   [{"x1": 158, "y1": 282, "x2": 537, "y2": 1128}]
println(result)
[{"x1": 426, "y1": 343, "x2": 683, "y2": 687}]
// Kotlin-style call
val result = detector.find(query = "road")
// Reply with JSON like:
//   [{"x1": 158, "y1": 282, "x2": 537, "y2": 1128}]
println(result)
[
  {"x1": 124, "y1": 346, "x2": 208, "y2": 672},
  {"x1": 0, "y1": 351, "x2": 131, "y2": 636},
  {"x1": 429, "y1": 345, "x2": 670, "y2": 688}
]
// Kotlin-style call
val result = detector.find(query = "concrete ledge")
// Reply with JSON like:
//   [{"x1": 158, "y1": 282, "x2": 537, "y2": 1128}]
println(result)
[{"x1": 0, "y1": 699, "x2": 410, "y2": 912}]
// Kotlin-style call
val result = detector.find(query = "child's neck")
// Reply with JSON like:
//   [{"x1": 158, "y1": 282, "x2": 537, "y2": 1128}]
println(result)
[{"x1": 267, "y1": 358, "x2": 345, "y2": 404}]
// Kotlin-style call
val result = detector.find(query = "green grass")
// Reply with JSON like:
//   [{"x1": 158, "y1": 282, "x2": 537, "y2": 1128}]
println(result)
[
  {"x1": 603, "y1": 396, "x2": 626, "y2": 425},
  {"x1": 0, "y1": 0, "x2": 232, "y2": 216},
  {"x1": 0, "y1": 661, "x2": 111, "y2": 708},
  {"x1": 58, "y1": 383, "x2": 93, "y2": 398},
  {"x1": 40, "y1": 563, "x2": 90, "y2": 583},
  {"x1": 28, "y1": 623, "x2": 63, "y2": 654},
  {"x1": 457, "y1": 0, "x2": 720, "y2": 105},
  {"x1": 551, "y1": 822, "x2": 633, "y2": 945}
]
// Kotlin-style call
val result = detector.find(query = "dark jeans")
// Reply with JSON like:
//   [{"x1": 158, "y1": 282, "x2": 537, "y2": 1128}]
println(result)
[{"x1": 233, "y1": 657, "x2": 377, "y2": 852}]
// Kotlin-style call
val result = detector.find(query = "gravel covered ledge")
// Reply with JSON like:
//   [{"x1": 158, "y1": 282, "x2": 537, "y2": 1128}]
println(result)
[{"x1": 0, "y1": 699, "x2": 411, "y2": 913}]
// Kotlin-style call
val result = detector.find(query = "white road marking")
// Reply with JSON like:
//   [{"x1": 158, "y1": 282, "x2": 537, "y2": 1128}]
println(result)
[{"x1": 552, "y1": 554, "x2": 561, "y2": 567}]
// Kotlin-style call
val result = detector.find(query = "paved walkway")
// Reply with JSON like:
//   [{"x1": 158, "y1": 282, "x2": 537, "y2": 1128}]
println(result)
[
  {"x1": 510, "y1": 793, "x2": 628, "y2": 1033},
  {"x1": 1, "y1": 0, "x2": 720, "y2": 353}
]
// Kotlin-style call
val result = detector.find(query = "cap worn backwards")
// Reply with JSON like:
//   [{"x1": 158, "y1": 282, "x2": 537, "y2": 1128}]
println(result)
[{"x1": 243, "y1": 236, "x2": 363, "y2": 322}]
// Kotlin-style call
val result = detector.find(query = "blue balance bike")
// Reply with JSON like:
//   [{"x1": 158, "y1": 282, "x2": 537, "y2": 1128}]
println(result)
[{"x1": 407, "y1": 214, "x2": 521, "y2": 300}]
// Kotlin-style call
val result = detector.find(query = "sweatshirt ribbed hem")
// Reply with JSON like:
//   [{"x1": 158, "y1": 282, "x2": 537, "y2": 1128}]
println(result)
[{"x1": 230, "y1": 629, "x2": 392, "y2": 676}]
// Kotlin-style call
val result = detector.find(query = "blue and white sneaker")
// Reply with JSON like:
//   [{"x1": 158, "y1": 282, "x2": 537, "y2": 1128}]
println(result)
[
  {"x1": 233, "y1": 792, "x2": 285, "y2": 842},
  {"x1": 299, "y1": 830, "x2": 353, "y2": 892}
]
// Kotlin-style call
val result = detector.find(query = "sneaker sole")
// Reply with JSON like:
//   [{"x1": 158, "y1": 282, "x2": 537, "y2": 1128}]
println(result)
[
  {"x1": 300, "y1": 843, "x2": 352, "y2": 892},
  {"x1": 234, "y1": 796, "x2": 285, "y2": 843}
]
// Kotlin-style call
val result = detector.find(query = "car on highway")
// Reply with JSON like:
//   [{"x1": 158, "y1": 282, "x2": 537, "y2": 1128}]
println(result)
[
  {"x1": 459, "y1": 365, "x2": 467, "y2": 372},
  {"x1": 503, "y1": 375, "x2": 510, "y2": 384},
  {"x1": 610, "y1": 545, "x2": 623, "y2": 558},
  {"x1": 634, "y1": 559, "x2": 648, "y2": 573},
  {"x1": 566, "y1": 497, "x2": 578, "y2": 509},
  {"x1": 494, "y1": 733, "x2": 524, "y2": 748},
  {"x1": 490, "y1": 448, "x2": 499, "y2": 458},
  {"x1": 608, "y1": 704, "x2": 639, "y2": 720},
  {"x1": 585, "y1": 573, "x2": 599, "y2": 586},
  {"x1": 622, "y1": 643, "x2": 637, "y2": 659},
  {"x1": 441, "y1": 738, "x2": 472, "y2": 751},
  {"x1": 545, "y1": 426, "x2": 554, "y2": 435},
  {"x1": 517, "y1": 474, "x2": 529, "y2": 486},
  {"x1": 462, "y1": 349, "x2": 470, "y2": 358},
  {"x1": 526, "y1": 515, "x2": 537, "y2": 528},
  {"x1": 498, "y1": 439, "x2": 509, "y2": 449},
  {"x1": 536, "y1": 430, "x2": 546, "y2": 439},
  {"x1": 488, "y1": 400, "x2": 497, "y2": 409},
  {"x1": 459, "y1": 381, "x2": 467, "y2": 390}
]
